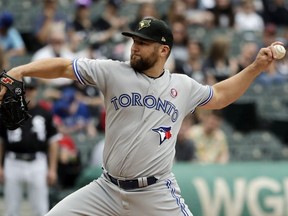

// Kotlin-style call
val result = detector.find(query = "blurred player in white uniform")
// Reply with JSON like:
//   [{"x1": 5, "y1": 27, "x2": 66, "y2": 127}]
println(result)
[
  {"x1": 0, "y1": 78, "x2": 60, "y2": 216},
  {"x1": 0, "y1": 18, "x2": 282, "y2": 216}
]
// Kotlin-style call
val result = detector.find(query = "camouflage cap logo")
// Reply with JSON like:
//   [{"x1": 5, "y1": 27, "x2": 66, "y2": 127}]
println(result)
[{"x1": 138, "y1": 19, "x2": 151, "y2": 30}]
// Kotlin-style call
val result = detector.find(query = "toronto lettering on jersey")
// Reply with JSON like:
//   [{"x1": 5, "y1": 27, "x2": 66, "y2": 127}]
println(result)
[{"x1": 110, "y1": 93, "x2": 179, "y2": 122}]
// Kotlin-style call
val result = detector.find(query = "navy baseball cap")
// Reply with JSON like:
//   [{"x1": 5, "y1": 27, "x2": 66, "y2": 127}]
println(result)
[
  {"x1": 0, "y1": 11, "x2": 13, "y2": 29},
  {"x1": 122, "y1": 18, "x2": 173, "y2": 49}
]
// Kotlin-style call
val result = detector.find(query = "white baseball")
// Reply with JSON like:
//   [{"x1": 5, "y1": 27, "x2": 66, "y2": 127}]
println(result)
[{"x1": 273, "y1": 44, "x2": 286, "y2": 59}]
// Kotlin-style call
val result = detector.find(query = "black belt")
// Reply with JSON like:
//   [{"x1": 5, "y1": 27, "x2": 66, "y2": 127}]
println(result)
[
  {"x1": 107, "y1": 173, "x2": 157, "y2": 190},
  {"x1": 14, "y1": 153, "x2": 36, "y2": 161}
]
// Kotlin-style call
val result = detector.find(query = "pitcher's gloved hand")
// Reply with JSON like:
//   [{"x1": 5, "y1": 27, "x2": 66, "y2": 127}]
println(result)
[{"x1": 0, "y1": 70, "x2": 31, "y2": 130}]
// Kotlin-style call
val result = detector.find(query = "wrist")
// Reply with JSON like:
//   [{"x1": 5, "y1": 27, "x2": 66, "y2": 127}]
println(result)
[
  {"x1": 248, "y1": 63, "x2": 263, "y2": 76},
  {"x1": 8, "y1": 68, "x2": 24, "y2": 80}
]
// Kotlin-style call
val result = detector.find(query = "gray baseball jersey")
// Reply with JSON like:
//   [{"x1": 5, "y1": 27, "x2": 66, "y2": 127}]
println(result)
[
  {"x1": 46, "y1": 58, "x2": 213, "y2": 216},
  {"x1": 73, "y1": 58, "x2": 212, "y2": 178}
]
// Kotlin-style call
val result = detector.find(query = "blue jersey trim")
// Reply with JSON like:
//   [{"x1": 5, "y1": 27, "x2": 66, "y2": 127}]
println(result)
[
  {"x1": 72, "y1": 59, "x2": 85, "y2": 85},
  {"x1": 166, "y1": 179, "x2": 190, "y2": 216},
  {"x1": 198, "y1": 86, "x2": 213, "y2": 106}
]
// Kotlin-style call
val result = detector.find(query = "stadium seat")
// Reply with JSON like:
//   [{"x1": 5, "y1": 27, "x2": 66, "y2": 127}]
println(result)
[
  {"x1": 227, "y1": 132, "x2": 246, "y2": 161},
  {"x1": 243, "y1": 131, "x2": 284, "y2": 160},
  {"x1": 257, "y1": 97, "x2": 288, "y2": 121}
]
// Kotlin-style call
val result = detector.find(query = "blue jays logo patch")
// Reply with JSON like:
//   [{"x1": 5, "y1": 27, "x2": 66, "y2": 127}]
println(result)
[{"x1": 152, "y1": 126, "x2": 172, "y2": 145}]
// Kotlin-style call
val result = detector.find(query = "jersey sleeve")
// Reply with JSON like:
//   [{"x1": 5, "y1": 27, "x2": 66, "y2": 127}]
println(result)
[
  {"x1": 186, "y1": 78, "x2": 213, "y2": 113},
  {"x1": 197, "y1": 85, "x2": 213, "y2": 107},
  {"x1": 72, "y1": 58, "x2": 119, "y2": 92}
]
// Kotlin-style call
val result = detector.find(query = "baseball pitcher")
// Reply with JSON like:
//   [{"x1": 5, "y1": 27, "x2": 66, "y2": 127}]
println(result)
[{"x1": 0, "y1": 18, "x2": 282, "y2": 216}]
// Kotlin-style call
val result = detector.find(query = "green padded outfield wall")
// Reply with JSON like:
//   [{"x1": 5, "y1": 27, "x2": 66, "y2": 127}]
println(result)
[{"x1": 172, "y1": 162, "x2": 288, "y2": 216}]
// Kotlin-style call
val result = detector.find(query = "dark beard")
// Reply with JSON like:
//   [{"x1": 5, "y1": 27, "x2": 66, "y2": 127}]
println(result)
[{"x1": 130, "y1": 54, "x2": 157, "y2": 73}]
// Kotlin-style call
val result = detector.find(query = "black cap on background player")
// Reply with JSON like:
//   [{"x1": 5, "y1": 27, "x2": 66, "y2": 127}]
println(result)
[{"x1": 122, "y1": 18, "x2": 174, "y2": 49}]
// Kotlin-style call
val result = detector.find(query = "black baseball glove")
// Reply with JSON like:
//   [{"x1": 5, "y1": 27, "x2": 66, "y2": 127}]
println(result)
[{"x1": 0, "y1": 70, "x2": 31, "y2": 130}]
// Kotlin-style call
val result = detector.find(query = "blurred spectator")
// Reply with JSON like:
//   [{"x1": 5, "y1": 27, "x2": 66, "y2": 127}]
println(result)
[
  {"x1": 234, "y1": 0, "x2": 265, "y2": 32},
  {"x1": 33, "y1": 0, "x2": 69, "y2": 49},
  {"x1": 0, "y1": 77, "x2": 59, "y2": 216},
  {"x1": 262, "y1": 0, "x2": 288, "y2": 26},
  {"x1": 164, "y1": 0, "x2": 187, "y2": 25},
  {"x1": 235, "y1": 41, "x2": 259, "y2": 71},
  {"x1": 32, "y1": 22, "x2": 74, "y2": 60},
  {"x1": 0, "y1": 11, "x2": 26, "y2": 59},
  {"x1": 207, "y1": 0, "x2": 235, "y2": 28},
  {"x1": 200, "y1": 0, "x2": 215, "y2": 9},
  {"x1": 72, "y1": 81, "x2": 104, "y2": 122},
  {"x1": 69, "y1": 0, "x2": 94, "y2": 55},
  {"x1": 175, "y1": 114, "x2": 195, "y2": 162},
  {"x1": 186, "y1": 110, "x2": 229, "y2": 164},
  {"x1": 89, "y1": 0, "x2": 128, "y2": 57},
  {"x1": 32, "y1": 22, "x2": 75, "y2": 89},
  {"x1": 255, "y1": 61, "x2": 287, "y2": 86},
  {"x1": 71, "y1": 0, "x2": 93, "y2": 38},
  {"x1": 57, "y1": 134, "x2": 82, "y2": 188},
  {"x1": 164, "y1": 0, "x2": 211, "y2": 28},
  {"x1": 176, "y1": 39, "x2": 206, "y2": 84},
  {"x1": 52, "y1": 87, "x2": 97, "y2": 137},
  {"x1": 170, "y1": 17, "x2": 189, "y2": 66},
  {"x1": 184, "y1": 0, "x2": 214, "y2": 28},
  {"x1": 129, "y1": 2, "x2": 159, "y2": 30},
  {"x1": 261, "y1": 23, "x2": 278, "y2": 47},
  {"x1": 202, "y1": 35, "x2": 238, "y2": 84}
]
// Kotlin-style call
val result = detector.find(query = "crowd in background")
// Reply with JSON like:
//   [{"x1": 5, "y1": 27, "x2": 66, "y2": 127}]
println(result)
[{"x1": 0, "y1": 0, "x2": 288, "y2": 190}]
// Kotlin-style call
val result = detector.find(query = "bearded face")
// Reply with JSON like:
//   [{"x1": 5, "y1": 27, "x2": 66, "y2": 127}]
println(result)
[{"x1": 130, "y1": 47, "x2": 159, "y2": 73}]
